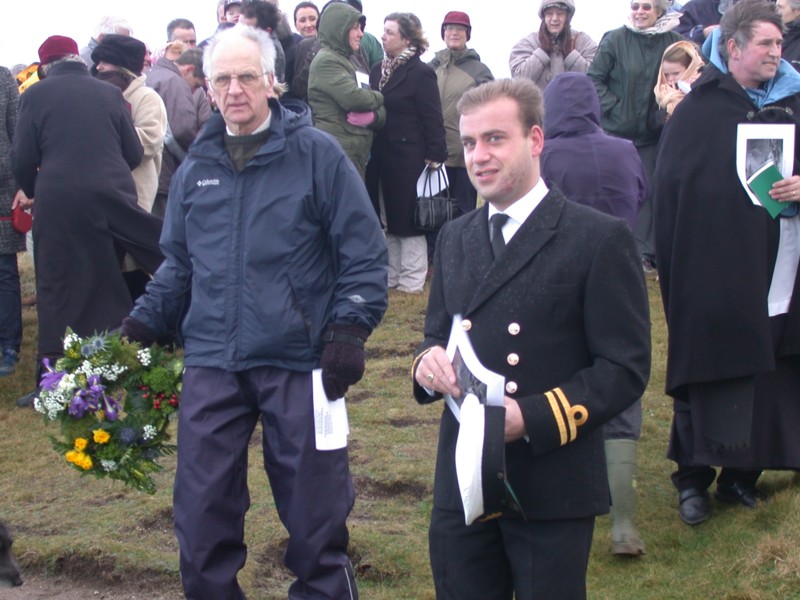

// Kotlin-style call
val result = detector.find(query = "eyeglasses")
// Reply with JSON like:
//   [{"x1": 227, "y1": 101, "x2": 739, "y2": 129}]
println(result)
[
  {"x1": 208, "y1": 71, "x2": 266, "y2": 90},
  {"x1": 444, "y1": 25, "x2": 467, "y2": 32},
  {"x1": 631, "y1": 2, "x2": 654, "y2": 10}
]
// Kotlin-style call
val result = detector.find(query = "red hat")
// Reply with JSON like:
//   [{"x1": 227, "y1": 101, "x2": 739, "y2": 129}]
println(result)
[
  {"x1": 38, "y1": 35, "x2": 79, "y2": 65},
  {"x1": 441, "y1": 11, "x2": 471, "y2": 42}
]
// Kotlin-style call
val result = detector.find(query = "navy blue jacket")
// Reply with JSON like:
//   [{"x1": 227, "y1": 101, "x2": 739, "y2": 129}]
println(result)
[
  {"x1": 542, "y1": 73, "x2": 646, "y2": 229},
  {"x1": 132, "y1": 100, "x2": 388, "y2": 371},
  {"x1": 676, "y1": 0, "x2": 721, "y2": 45}
]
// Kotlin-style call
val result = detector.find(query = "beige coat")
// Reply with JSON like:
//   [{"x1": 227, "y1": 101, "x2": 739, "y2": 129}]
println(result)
[{"x1": 123, "y1": 75, "x2": 167, "y2": 212}]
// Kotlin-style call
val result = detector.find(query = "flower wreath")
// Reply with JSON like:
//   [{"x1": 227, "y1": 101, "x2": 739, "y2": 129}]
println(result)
[{"x1": 35, "y1": 329, "x2": 183, "y2": 494}]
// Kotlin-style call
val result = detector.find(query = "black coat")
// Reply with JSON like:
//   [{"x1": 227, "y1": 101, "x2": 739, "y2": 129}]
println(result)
[
  {"x1": 414, "y1": 190, "x2": 651, "y2": 519},
  {"x1": 11, "y1": 61, "x2": 163, "y2": 357},
  {"x1": 654, "y1": 64, "x2": 800, "y2": 399},
  {"x1": 784, "y1": 20, "x2": 800, "y2": 73},
  {"x1": 366, "y1": 55, "x2": 446, "y2": 237}
]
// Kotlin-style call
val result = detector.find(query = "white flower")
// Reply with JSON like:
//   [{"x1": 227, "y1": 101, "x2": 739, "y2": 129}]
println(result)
[
  {"x1": 63, "y1": 333, "x2": 79, "y2": 350},
  {"x1": 137, "y1": 348, "x2": 151, "y2": 367},
  {"x1": 142, "y1": 425, "x2": 158, "y2": 441},
  {"x1": 100, "y1": 460, "x2": 118, "y2": 472}
]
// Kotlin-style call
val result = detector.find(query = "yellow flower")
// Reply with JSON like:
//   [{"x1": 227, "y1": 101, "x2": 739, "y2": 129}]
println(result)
[
  {"x1": 79, "y1": 455, "x2": 93, "y2": 470},
  {"x1": 93, "y1": 429, "x2": 111, "y2": 444},
  {"x1": 65, "y1": 450, "x2": 80, "y2": 464},
  {"x1": 73, "y1": 438, "x2": 88, "y2": 451}
]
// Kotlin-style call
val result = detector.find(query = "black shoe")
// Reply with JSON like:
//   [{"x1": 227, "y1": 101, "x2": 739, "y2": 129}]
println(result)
[
  {"x1": 714, "y1": 481, "x2": 758, "y2": 508},
  {"x1": 679, "y1": 488, "x2": 710, "y2": 525},
  {"x1": 15, "y1": 391, "x2": 37, "y2": 408}
]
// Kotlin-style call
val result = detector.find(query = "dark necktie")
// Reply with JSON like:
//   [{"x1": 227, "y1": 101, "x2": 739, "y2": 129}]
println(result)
[{"x1": 490, "y1": 213, "x2": 510, "y2": 259}]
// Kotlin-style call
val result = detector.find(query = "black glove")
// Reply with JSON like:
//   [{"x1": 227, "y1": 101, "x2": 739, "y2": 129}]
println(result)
[
  {"x1": 320, "y1": 323, "x2": 369, "y2": 400},
  {"x1": 120, "y1": 316, "x2": 158, "y2": 348}
]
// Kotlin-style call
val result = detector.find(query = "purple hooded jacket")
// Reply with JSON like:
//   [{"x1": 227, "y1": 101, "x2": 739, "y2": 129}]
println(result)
[{"x1": 541, "y1": 72, "x2": 646, "y2": 229}]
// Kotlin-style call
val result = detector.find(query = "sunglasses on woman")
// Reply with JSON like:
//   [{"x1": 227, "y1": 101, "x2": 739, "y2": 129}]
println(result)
[{"x1": 631, "y1": 3, "x2": 654, "y2": 10}]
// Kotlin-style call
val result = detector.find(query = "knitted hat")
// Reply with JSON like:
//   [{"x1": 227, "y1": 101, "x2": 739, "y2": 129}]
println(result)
[
  {"x1": 38, "y1": 35, "x2": 79, "y2": 65},
  {"x1": 224, "y1": 0, "x2": 242, "y2": 10},
  {"x1": 441, "y1": 11, "x2": 471, "y2": 41},
  {"x1": 538, "y1": 0, "x2": 575, "y2": 20},
  {"x1": 91, "y1": 34, "x2": 146, "y2": 75}
]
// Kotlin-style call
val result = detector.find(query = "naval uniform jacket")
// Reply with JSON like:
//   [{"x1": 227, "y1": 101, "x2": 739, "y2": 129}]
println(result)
[{"x1": 414, "y1": 188, "x2": 651, "y2": 519}]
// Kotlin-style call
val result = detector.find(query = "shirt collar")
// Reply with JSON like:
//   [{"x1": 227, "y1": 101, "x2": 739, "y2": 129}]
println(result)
[{"x1": 487, "y1": 178, "x2": 549, "y2": 225}]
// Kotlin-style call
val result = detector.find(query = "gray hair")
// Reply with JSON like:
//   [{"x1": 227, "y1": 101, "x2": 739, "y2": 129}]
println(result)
[
  {"x1": 652, "y1": 0, "x2": 671, "y2": 16},
  {"x1": 719, "y1": 0, "x2": 782, "y2": 62},
  {"x1": 41, "y1": 54, "x2": 86, "y2": 76},
  {"x1": 93, "y1": 16, "x2": 133, "y2": 38},
  {"x1": 203, "y1": 24, "x2": 276, "y2": 80}
]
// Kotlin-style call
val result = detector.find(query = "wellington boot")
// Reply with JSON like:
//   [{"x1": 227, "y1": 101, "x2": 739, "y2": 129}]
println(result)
[{"x1": 605, "y1": 439, "x2": 646, "y2": 557}]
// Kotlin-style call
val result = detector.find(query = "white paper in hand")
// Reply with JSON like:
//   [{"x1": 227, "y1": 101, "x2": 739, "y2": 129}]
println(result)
[
  {"x1": 455, "y1": 394, "x2": 485, "y2": 525},
  {"x1": 312, "y1": 368, "x2": 350, "y2": 451}
]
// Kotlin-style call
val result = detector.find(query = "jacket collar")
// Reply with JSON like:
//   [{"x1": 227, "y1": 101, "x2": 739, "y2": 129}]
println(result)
[{"x1": 463, "y1": 189, "x2": 564, "y2": 314}]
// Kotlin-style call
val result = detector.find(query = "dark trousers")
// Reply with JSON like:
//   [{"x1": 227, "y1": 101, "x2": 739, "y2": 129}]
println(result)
[
  {"x1": 429, "y1": 507, "x2": 595, "y2": 600},
  {"x1": 670, "y1": 398, "x2": 761, "y2": 493},
  {"x1": 174, "y1": 366, "x2": 357, "y2": 600},
  {"x1": 633, "y1": 143, "x2": 658, "y2": 261},
  {"x1": 0, "y1": 253, "x2": 22, "y2": 352}
]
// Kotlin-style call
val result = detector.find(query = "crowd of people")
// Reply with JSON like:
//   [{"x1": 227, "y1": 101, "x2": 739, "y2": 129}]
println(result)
[{"x1": 2, "y1": 0, "x2": 800, "y2": 598}]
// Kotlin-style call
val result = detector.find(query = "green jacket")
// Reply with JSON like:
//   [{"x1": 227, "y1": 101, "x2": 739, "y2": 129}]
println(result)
[
  {"x1": 587, "y1": 26, "x2": 682, "y2": 147},
  {"x1": 308, "y1": 3, "x2": 385, "y2": 177}
]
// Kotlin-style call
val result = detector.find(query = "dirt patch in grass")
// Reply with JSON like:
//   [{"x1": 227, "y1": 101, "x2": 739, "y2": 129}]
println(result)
[{"x1": 354, "y1": 475, "x2": 430, "y2": 501}]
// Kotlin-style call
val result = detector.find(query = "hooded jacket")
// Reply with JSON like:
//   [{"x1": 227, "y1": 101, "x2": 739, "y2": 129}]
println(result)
[
  {"x1": 131, "y1": 99, "x2": 388, "y2": 371},
  {"x1": 509, "y1": 0, "x2": 597, "y2": 90},
  {"x1": 541, "y1": 72, "x2": 646, "y2": 229},
  {"x1": 429, "y1": 47, "x2": 493, "y2": 168},
  {"x1": 308, "y1": 2, "x2": 385, "y2": 177}
]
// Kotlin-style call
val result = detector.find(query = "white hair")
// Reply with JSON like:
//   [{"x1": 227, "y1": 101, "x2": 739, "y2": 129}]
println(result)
[
  {"x1": 203, "y1": 24, "x2": 276, "y2": 79},
  {"x1": 94, "y1": 16, "x2": 133, "y2": 38}
]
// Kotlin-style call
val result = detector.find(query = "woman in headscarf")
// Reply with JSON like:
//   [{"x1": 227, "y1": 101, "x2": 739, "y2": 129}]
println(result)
[
  {"x1": 509, "y1": 0, "x2": 597, "y2": 90},
  {"x1": 365, "y1": 12, "x2": 446, "y2": 294},
  {"x1": 588, "y1": 0, "x2": 683, "y2": 272},
  {"x1": 654, "y1": 40, "x2": 705, "y2": 120}
]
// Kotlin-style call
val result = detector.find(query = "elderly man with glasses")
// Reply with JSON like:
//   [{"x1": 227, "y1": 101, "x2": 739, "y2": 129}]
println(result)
[{"x1": 121, "y1": 23, "x2": 388, "y2": 599}]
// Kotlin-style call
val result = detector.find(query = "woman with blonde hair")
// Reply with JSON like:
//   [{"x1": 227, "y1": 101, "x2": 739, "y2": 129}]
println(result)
[{"x1": 654, "y1": 40, "x2": 705, "y2": 119}]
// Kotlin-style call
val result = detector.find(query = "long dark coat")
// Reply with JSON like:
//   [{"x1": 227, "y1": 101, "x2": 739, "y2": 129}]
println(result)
[
  {"x1": 414, "y1": 191, "x2": 651, "y2": 518},
  {"x1": 366, "y1": 55, "x2": 446, "y2": 237},
  {"x1": 11, "y1": 61, "x2": 163, "y2": 358},
  {"x1": 0, "y1": 66, "x2": 23, "y2": 256},
  {"x1": 654, "y1": 64, "x2": 800, "y2": 468}
]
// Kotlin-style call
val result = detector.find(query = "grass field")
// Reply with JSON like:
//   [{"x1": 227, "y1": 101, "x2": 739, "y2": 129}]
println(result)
[{"x1": 2, "y1": 254, "x2": 800, "y2": 599}]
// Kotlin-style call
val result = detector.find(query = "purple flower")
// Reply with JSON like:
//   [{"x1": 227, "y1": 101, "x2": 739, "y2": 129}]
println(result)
[
  {"x1": 102, "y1": 394, "x2": 121, "y2": 422},
  {"x1": 39, "y1": 358, "x2": 66, "y2": 391},
  {"x1": 68, "y1": 394, "x2": 91, "y2": 418}
]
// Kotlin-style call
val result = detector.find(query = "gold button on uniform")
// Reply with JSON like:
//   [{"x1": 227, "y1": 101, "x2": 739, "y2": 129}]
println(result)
[
  {"x1": 508, "y1": 323, "x2": 520, "y2": 335},
  {"x1": 507, "y1": 353, "x2": 519, "y2": 366},
  {"x1": 505, "y1": 381, "x2": 518, "y2": 394},
  {"x1": 461, "y1": 319, "x2": 472, "y2": 331}
]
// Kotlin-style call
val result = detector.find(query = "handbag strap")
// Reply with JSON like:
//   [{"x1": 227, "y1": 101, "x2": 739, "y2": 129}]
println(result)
[{"x1": 0, "y1": 216, "x2": 12, "y2": 221}]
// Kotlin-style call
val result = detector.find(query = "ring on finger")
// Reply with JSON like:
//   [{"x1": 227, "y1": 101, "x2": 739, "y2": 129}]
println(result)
[{"x1": 426, "y1": 372, "x2": 435, "y2": 382}]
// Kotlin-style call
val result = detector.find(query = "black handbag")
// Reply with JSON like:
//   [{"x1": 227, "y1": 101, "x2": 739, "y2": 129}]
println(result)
[{"x1": 414, "y1": 167, "x2": 455, "y2": 232}]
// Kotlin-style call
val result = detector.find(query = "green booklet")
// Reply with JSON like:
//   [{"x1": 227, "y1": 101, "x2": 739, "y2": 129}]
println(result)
[{"x1": 747, "y1": 161, "x2": 787, "y2": 219}]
